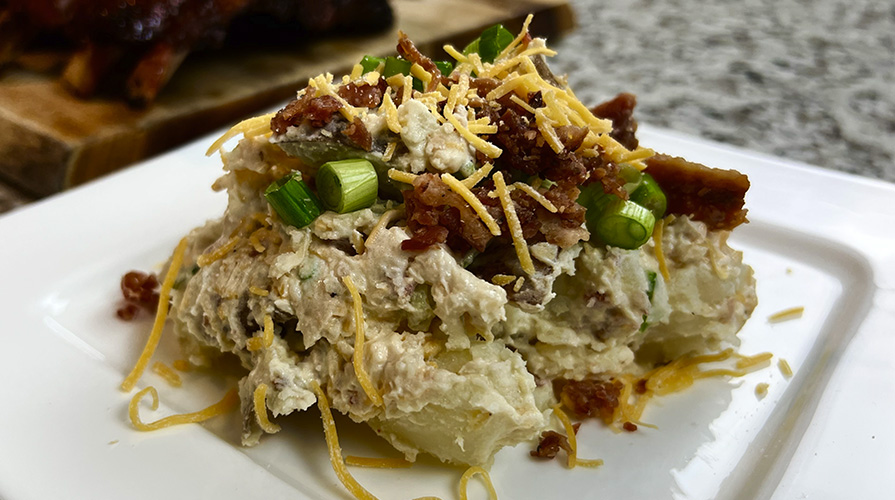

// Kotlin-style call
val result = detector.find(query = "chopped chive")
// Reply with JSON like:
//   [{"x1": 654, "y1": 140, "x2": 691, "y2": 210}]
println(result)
[
  {"x1": 629, "y1": 173, "x2": 667, "y2": 219},
  {"x1": 591, "y1": 198, "x2": 656, "y2": 250},
  {"x1": 316, "y1": 159, "x2": 379, "y2": 213},
  {"x1": 360, "y1": 55, "x2": 384, "y2": 73},
  {"x1": 264, "y1": 171, "x2": 323, "y2": 228}
]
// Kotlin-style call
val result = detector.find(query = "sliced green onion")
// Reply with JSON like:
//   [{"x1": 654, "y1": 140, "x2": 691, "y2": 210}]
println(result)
[
  {"x1": 382, "y1": 56, "x2": 411, "y2": 78},
  {"x1": 435, "y1": 60, "x2": 454, "y2": 77},
  {"x1": 360, "y1": 55, "x2": 384, "y2": 73},
  {"x1": 316, "y1": 159, "x2": 379, "y2": 213},
  {"x1": 264, "y1": 171, "x2": 323, "y2": 228},
  {"x1": 382, "y1": 56, "x2": 422, "y2": 90},
  {"x1": 618, "y1": 163, "x2": 643, "y2": 195},
  {"x1": 590, "y1": 198, "x2": 656, "y2": 250},
  {"x1": 629, "y1": 173, "x2": 667, "y2": 219},
  {"x1": 463, "y1": 24, "x2": 515, "y2": 63}
]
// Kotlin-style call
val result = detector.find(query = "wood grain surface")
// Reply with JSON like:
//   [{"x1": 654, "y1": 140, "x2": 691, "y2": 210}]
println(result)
[{"x1": 0, "y1": 0, "x2": 573, "y2": 200}]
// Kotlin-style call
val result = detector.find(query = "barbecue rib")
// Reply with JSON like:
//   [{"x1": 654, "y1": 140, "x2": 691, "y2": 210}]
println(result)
[{"x1": 0, "y1": 0, "x2": 394, "y2": 105}]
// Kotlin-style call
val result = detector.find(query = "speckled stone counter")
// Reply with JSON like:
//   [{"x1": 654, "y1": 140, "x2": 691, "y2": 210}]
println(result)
[{"x1": 551, "y1": 0, "x2": 895, "y2": 181}]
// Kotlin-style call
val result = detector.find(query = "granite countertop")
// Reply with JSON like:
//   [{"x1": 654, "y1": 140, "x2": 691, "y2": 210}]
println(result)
[
  {"x1": 551, "y1": 0, "x2": 895, "y2": 180},
  {"x1": 1, "y1": 0, "x2": 892, "y2": 214}
]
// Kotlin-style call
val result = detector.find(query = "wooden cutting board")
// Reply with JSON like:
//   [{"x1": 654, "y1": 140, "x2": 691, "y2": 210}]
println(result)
[{"x1": 0, "y1": 0, "x2": 573, "y2": 197}]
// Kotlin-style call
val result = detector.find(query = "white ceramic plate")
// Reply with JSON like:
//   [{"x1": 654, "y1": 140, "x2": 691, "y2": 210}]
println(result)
[{"x1": 1, "y1": 125, "x2": 893, "y2": 500}]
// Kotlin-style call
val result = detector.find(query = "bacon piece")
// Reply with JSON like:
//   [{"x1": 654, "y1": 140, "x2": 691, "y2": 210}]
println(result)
[
  {"x1": 531, "y1": 423, "x2": 579, "y2": 460},
  {"x1": 271, "y1": 88, "x2": 342, "y2": 133},
  {"x1": 396, "y1": 30, "x2": 442, "y2": 91},
  {"x1": 337, "y1": 79, "x2": 387, "y2": 108},
  {"x1": 645, "y1": 154, "x2": 750, "y2": 230},
  {"x1": 558, "y1": 379, "x2": 623, "y2": 425},
  {"x1": 402, "y1": 174, "x2": 496, "y2": 252},
  {"x1": 591, "y1": 92, "x2": 639, "y2": 151},
  {"x1": 341, "y1": 117, "x2": 372, "y2": 151}
]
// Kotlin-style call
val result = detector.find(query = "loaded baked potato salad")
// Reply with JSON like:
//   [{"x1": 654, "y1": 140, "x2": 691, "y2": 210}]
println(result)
[{"x1": 143, "y1": 17, "x2": 756, "y2": 479}]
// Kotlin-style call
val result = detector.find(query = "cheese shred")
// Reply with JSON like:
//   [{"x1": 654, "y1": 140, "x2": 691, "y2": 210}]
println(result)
[
  {"x1": 768, "y1": 306, "x2": 805, "y2": 323},
  {"x1": 460, "y1": 162, "x2": 494, "y2": 189},
  {"x1": 205, "y1": 113, "x2": 275, "y2": 156},
  {"x1": 493, "y1": 172, "x2": 534, "y2": 275},
  {"x1": 151, "y1": 362, "x2": 182, "y2": 387},
  {"x1": 653, "y1": 218, "x2": 670, "y2": 282},
  {"x1": 121, "y1": 238, "x2": 188, "y2": 392},
  {"x1": 344, "y1": 456, "x2": 413, "y2": 468},
  {"x1": 388, "y1": 168, "x2": 418, "y2": 185},
  {"x1": 442, "y1": 173, "x2": 501, "y2": 236},
  {"x1": 458, "y1": 466, "x2": 499, "y2": 500},
  {"x1": 247, "y1": 314, "x2": 275, "y2": 352},
  {"x1": 128, "y1": 386, "x2": 238, "y2": 431},
  {"x1": 197, "y1": 235, "x2": 240, "y2": 268},
  {"x1": 552, "y1": 405, "x2": 604, "y2": 469},
  {"x1": 253, "y1": 383, "x2": 282, "y2": 434},
  {"x1": 778, "y1": 358, "x2": 794, "y2": 379},
  {"x1": 311, "y1": 382, "x2": 380, "y2": 500},
  {"x1": 342, "y1": 275, "x2": 383, "y2": 407}
]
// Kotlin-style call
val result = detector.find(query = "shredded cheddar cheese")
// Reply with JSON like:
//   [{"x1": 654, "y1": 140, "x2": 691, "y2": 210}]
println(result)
[
  {"x1": 493, "y1": 172, "x2": 534, "y2": 275},
  {"x1": 512, "y1": 182, "x2": 557, "y2": 212},
  {"x1": 345, "y1": 456, "x2": 412, "y2": 468},
  {"x1": 342, "y1": 275, "x2": 383, "y2": 406},
  {"x1": 755, "y1": 382, "x2": 770, "y2": 399},
  {"x1": 151, "y1": 361, "x2": 182, "y2": 387},
  {"x1": 249, "y1": 285, "x2": 269, "y2": 296},
  {"x1": 311, "y1": 382, "x2": 380, "y2": 500},
  {"x1": 246, "y1": 314, "x2": 274, "y2": 352},
  {"x1": 778, "y1": 358, "x2": 794, "y2": 379},
  {"x1": 458, "y1": 466, "x2": 499, "y2": 500},
  {"x1": 197, "y1": 235, "x2": 239, "y2": 267},
  {"x1": 382, "y1": 92, "x2": 402, "y2": 134},
  {"x1": 768, "y1": 306, "x2": 805, "y2": 323},
  {"x1": 128, "y1": 386, "x2": 238, "y2": 431},
  {"x1": 365, "y1": 209, "x2": 403, "y2": 250},
  {"x1": 552, "y1": 405, "x2": 604, "y2": 469},
  {"x1": 253, "y1": 383, "x2": 282, "y2": 434},
  {"x1": 442, "y1": 173, "x2": 501, "y2": 236},
  {"x1": 388, "y1": 168, "x2": 418, "y2": 184},
  {"x1": 121, "y1": 238, "x2": 187, "y2": 392},
  {"x1": 653, "y1": 218, "x2": 670, "y2": 282},
  {"x1": 382, "y1": 141, "x2": 398, "y2": 162},
  {"x1": 491, "y1": 274, "x2": 516, "y2": 286},
  {"x1": 460, "y1": 162, "x2": 493, "y2": 189},
  {"x1": 206, "y1": 113, "x2": 274, "y2": 156}
]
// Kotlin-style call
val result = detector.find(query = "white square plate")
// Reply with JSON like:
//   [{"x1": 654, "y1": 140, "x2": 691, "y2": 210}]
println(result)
[{"x1": 1, "y1": 125, "x2": 893, "y2": 500}]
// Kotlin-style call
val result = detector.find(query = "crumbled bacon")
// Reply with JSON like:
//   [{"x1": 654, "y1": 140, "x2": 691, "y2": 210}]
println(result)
[
  {"x1": 623, "y1": 421, "x2": 638, "y2": 432},
  {"x1": 342, "y1": 117, "x2": 372, "y2": 151},
  {"x1": 337, "y1": 78, "x2": 387, "y2": 108},
  {"x1": 271, "y1": 87, "x2": 342, "y2": 133},
  {"x1": 645, "y1": 154, "x2": 750, "y2": 230},
  {"x1": 558, "y1": 379, "x2": 623, "y2": 424},
  {"x1": 117, "y1": 270, "x2": 160, "y2": 320},
  {"x1": 591, "y1": 92, "x2": 639, "y2": 151},
  {"x1": 531, "y1": 423, "x2": 579, "y2": 460},
  {"x1": 401, "y1": 174, "x2": 496, "y2": 252}
]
